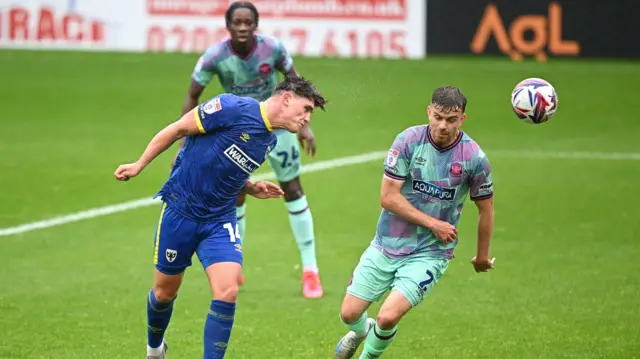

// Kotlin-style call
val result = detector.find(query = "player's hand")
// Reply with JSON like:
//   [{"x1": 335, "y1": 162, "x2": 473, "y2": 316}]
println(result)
[
  {"x1": 246, "y1": 180, "x2": 284, "y2": 199},
  {"x1": 471, "y1": 256, "x2": 496, "y2": 273},
  {"x1": 298, "y1": 125, "x2": 316, "y2": 157},
  {"x1": 114, "y1": 163, "x2": 143, "y2": 181},
  {"x1": 428, "y1": 219, "x2": 458, "y2": 244}
]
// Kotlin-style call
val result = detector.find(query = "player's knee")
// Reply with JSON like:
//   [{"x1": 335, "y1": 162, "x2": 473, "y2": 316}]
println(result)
[
  {"x1": 153, "y1": 286, "x2": 178, "y2": 303},
  {"x1": 376, "y1": 311, "x2": 400, "y2": 331},
  {"x1": 214, "y1": 284, "x2": 239, "y2": 303},
  {"x1": 340, "y1": 304, "x2": 364, "y2": 324},
  {"x1": 281, "y1": 178, "x2": 303, "y2": 202}
]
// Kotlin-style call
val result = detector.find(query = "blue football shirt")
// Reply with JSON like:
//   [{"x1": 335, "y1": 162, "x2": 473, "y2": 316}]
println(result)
[{"x1": 156, "y1": 93, "x2": 277, "y2": 222}]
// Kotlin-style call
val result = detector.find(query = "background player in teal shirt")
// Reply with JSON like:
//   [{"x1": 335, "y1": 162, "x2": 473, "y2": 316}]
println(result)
[
  {"x1": 334, "y1": 87, "x2": 496, "y2": 359},
  {"x1": 177, "y1": 1, "x2": 324, "y2": 298},
  {"x1": 114, "y1": 76, "x2": 326, "y2": 359}
]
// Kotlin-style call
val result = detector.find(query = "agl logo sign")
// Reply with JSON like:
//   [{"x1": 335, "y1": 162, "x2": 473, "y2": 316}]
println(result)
[{"x1": 470, "y1": 2, "x2": 580, "y2": 61}]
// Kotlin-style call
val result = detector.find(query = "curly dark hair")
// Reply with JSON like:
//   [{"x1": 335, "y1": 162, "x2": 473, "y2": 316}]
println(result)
[
  {"x1": 431, "y1": 86, "x2": 467, "y2": 112},
  {"x1": 225, "y1": 1, "x2": 259, "y2": 27},
  {"x1": 274, "y1": 76, "x2": 327, "y2": 111}
]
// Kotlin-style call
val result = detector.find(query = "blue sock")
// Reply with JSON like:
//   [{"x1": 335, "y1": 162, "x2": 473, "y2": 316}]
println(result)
[
  {"x1": 203, "y1": 300, "x2": 236, "y2": 359},
  {"x1": 147, "y1": 289, "x2": 175, "y2": 349}
]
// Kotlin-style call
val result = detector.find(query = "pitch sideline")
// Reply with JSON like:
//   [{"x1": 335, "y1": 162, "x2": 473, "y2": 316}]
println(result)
[{"x1": 1, "y1": 149, "x2": 638, "y2": 237}]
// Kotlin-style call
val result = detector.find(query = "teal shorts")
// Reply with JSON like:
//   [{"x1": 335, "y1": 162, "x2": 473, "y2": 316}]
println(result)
[
  {"x1": 346, "y1": 245, "x2": 450, "y2": 307},
  {"x1": 267, "y1": 130, "x2": 301, "y2": 183}
]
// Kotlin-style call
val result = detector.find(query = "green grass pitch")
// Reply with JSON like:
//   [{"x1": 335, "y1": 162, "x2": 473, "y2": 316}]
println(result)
[{"x1": 0, "y1": 50, "x2": 639, "y2": 358}]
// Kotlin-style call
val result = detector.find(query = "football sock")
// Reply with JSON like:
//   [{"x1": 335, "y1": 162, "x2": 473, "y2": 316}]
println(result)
[
  {"x1": 285, "y1": 196, "x2": 318, "y2": 272},
  {"x1": 203, "y1": 300, "x2": 236, "y2": 359},
  {"x1": 359, "y1": 324, "x2": 397, "y2": 359},
  {"x1": 341, "y1": 312, "x2": 369, "y2": 337},
  {"x1": 236, "y1": 204, "x2": 247, "y2": 242},
  {"x1": 147, "y1": 289, "x2": 175, "y2": 349}
]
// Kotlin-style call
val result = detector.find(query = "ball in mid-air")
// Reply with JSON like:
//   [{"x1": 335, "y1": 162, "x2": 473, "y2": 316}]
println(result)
[{"x1": 511, "y1": 78, "x2": 558, "y2": 124}]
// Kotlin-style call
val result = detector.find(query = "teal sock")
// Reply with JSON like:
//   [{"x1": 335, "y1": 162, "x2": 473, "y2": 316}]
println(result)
[
  {"x1": 236, "y1": 203, "x2": 246, "y2": 243},
  {"x1": 359, "y1": 324, "x2": 397, "y2": 359},
  {"x1": 340, "y1": 312, "x2": 369, "y2": 337},
  {"x1": 285, "y1": 196, "x2": 318, "y2": 272}
]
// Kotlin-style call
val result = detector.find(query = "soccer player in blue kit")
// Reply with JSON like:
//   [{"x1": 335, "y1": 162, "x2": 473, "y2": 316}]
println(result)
[
  {"x1": 114, "y1": 76, "x2": 326, "y2": 359},
  {"x1": 176, "y1": 1, "x2": 325, "y2": 297}
]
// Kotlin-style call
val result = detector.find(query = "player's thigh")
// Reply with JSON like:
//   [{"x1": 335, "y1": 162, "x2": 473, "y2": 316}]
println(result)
[
  {"x1": 267, "y1": 131, "x2": 301, "y2": 183},
  {"x1": 346, "y1": 246, "x2": 399, "y2": 304},
  {"x1": 376, "y1": 290, "x2": 413, "y2": 329},
  {"x1": 196, "y1": 220, "x2": 243, "y2": 300},
  {"x1": 153, "y1": 202, "x2": 200, "y2": 275},
  {"x1": 392, "y1": 256, "x2": 450, "y2": 307},
  {"x1": 196, "y1": 220, "x2": 243, "y2": 270}
]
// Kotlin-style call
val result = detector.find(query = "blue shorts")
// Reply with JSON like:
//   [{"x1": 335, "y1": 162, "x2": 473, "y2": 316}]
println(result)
[{"x1": 152, "y1": 202, "x2": 243, "y2": 275}]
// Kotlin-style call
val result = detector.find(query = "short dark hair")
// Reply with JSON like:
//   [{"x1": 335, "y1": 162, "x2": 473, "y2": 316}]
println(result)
[
  {"x1": 274, "y1": 76, "x2": 327, "y2": 111},
  {"x1": 431, "y1": 86, "x2": 467, "y2": 112},
  {"x1": 225, "y1": 1, "x2": 259, "y2": 26}
]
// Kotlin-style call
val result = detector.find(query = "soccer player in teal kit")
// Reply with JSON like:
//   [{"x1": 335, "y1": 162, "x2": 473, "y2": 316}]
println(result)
[
  {"x1": 334, "y1": 87, "x2": 496, "y2": 359},
  {"x1": 176, "y1": 1, "x2": 324, "y2": 298},
  {"x1": 114, "y1": 76, "x2": 326, "y2": 359}
]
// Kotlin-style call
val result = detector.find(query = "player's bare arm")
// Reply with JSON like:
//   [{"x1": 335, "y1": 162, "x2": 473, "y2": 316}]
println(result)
[
  {"x1": 471, "y1": 196, "x2": 496, "y2": 272},
  {"x1": 114, "y1": 108, "x2": 201, "y2": 181},
  {"x1": 380, "y1": 176, "x2": 457, "y2": 243},
  {"x1": 182, "y1": 81, "x2": 206, "y2": 118}
]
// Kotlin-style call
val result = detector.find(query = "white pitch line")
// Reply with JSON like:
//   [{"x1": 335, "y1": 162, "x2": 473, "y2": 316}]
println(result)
[
  {"x1": 0, "y1": 151, "x2": 387, "y2": 237},
  {"x1": 1, "y1": 149, "x2": 639, "y2": 237}
]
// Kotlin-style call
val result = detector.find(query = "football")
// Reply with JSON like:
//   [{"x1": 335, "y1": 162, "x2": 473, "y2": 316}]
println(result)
[{"x1": 511, "y1": 78, "x2": 558, "y2": 124}]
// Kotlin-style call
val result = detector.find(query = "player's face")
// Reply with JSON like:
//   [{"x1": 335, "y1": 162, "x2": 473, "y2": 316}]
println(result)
[
  {"x1": 427, "y1": 105, "x2": 466, "y2": 146},
  {"x1": 227, "y1": 8, "x2": 256, "y2": 44},
  {"x1": 281, "y1": 93, "x2": 314, "y2": 132}
]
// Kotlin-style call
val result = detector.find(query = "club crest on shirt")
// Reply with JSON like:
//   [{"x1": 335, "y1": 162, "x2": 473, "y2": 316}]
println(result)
[
  {"x1": 259, "y1": 63, "x2": 272, "y2": 76},
  {"x1": 450, "y1": 162, "x2": 463, "y2": 177}
]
